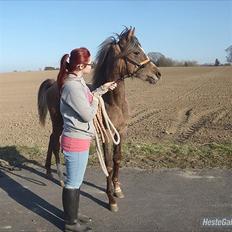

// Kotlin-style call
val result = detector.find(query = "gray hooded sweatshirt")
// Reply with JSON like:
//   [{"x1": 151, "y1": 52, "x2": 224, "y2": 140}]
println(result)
[{"x1": 60, "y1": 74, "x2": 99, "y2": 139}]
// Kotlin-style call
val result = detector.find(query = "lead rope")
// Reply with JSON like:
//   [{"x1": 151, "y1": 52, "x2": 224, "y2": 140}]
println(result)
[{"x1": 93, "y1": 96, "x2": 120, "y2": 177}]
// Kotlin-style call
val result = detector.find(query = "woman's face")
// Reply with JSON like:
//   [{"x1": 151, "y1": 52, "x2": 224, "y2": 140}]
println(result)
[{"x1": 82, "y1": 57, "x2": 92, "y2": 74}]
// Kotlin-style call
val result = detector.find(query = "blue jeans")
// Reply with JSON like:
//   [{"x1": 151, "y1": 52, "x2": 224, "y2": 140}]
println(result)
[{"x1": 63, "y1": 150, "x2": 89, "y2": 189}]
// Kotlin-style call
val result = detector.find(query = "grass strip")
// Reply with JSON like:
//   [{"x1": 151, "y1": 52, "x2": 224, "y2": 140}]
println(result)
[{"x1": 0, "y1": 142, "x2": 231, "y2": 169}]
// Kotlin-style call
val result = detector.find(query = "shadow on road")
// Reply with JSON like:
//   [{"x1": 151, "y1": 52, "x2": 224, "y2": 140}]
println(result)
[
  {"x1": 0, "y1": 169, "x2": 64, "y2": 230},
  {"x1": 0, "y1": 146, "x2": 110, "y2": 212},
  {"x1": 0, "y1": 146, "x2": 60, "y2": 185},
  {"x1": 83, "y1": 180, "x2": 105, "y2": 192}
]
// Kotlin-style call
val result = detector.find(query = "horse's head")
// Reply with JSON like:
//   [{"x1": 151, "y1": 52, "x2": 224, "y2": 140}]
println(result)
[
  {"x1": 114, "y1": 27, "x2": 161, "y2": 84},
  {"x1": 93, "y1": 27, "x2": 161, "y2": 88}
]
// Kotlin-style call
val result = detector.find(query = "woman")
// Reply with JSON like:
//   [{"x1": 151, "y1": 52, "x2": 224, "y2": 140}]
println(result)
[{"x1": 57, "y1": 47, "x2": 117, "y2": 232}]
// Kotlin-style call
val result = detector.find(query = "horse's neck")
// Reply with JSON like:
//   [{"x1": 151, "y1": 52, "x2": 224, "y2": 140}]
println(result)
[
  {"x1": 112, "y1": 81, "x2": 126, "y2": 105},
  {"x1": 94, "y1": 69, "x2": 127, "y2": 109},
  {"x1": 105, "y1": 78, "x2": 126, "y2": 108}
]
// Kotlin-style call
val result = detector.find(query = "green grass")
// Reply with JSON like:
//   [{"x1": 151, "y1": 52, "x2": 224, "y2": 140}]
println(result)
[
  {"x1": 0, "y1": 142, "x2": 231, "y2": 169},
  {"x1": 0, "y1": 145, "x2": 45, "y2": 167},
  {"x1": 120, "y1": 142, "x2": 232, "y2": 169}
]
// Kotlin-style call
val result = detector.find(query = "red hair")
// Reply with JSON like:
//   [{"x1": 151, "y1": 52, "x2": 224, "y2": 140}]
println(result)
[{"x1": 57, "y1": 47, "x2": 91, "y2": 91}]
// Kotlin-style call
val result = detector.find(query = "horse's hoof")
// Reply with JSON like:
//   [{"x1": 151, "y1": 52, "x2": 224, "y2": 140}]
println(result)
[
  {"x1": 110, "y1": 204, "x2": 119, "y2": 212},
  {"x1": 46, "y1": 172, "x2": 53, "y2": 179},
  {"x1": 114, "y1": 190, "x2": 125, "y2": 199},
  {"x1": 60, "y1": 180, "x2": 65, "y2": 187}
]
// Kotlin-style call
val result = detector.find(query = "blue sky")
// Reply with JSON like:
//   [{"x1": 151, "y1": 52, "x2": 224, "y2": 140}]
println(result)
[{"x1": 0, "y1": 0, "x2": 231, "y2": 72}]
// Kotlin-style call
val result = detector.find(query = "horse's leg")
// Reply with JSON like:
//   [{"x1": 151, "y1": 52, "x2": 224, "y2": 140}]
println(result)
[
  {"x1": 53, "y1": 129, "x2": 64, "y2": 187},
  {"x1": 113, "y1": 137, "x2": 124, "y2": 198},
  {"x1": 103, "y1": 142, "x2": 118, "y2": 212},
  {"x1": 45, "y1": 133, "x2": 54, "y2": 178}
]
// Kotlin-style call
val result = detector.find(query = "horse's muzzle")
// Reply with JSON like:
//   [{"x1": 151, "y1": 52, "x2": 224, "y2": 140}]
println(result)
[{"x1": 146, "y1": 75, "x2": 160, "y2": 84}]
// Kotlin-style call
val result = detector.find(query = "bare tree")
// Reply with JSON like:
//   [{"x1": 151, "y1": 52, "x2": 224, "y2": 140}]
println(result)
[
  {"x1": 147, "y1": 52, "x2": 165, "y2": 65},
  {"x1": 214, "y1": 58, "x2": 220, "y2": 66},
  {"x1": 225, "y1": 45, "x2": 232, "y2": 63}
]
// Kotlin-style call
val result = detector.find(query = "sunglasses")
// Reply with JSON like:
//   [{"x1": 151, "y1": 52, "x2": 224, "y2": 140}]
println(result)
[{"x1": 84, "y1": 62, "x2": 95, "y2": 68}]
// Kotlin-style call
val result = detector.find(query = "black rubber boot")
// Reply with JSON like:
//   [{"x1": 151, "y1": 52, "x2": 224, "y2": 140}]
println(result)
[
  {"x1": 75, "y1": 188, "x2": 92, "y2": 224},
  {"x1": 62, "y1": 188, "x2": 92, "y2": 232}
]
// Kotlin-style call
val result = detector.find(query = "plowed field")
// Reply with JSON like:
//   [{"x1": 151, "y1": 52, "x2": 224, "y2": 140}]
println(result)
[{"x1": 0, "y1": 67, "x2": 231, "y2": 152}]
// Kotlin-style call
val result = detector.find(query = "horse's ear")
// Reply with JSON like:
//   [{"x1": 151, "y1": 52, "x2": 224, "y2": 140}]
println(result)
[
  {"x1": 132, "y1": 27, "x2": 135, "y2": 36},
  {"x1": 128, "y1": 27, "x2": 135, "y2": 40}
]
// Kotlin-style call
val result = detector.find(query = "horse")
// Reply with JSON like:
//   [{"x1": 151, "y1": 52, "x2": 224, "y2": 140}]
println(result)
[{"x1": 37, "y1": 27, "x2": 161, "y2": 212}]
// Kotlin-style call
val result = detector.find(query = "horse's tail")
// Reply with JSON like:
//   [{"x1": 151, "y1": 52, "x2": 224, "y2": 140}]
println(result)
[{"x1": 37, "y1": 79, "x2": 56, "y2": 126}]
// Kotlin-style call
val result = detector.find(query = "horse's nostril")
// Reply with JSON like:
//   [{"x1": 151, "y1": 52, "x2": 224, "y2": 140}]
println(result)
[{"x1": 157, "y1": 71, "x2": 161, "y2": 79}]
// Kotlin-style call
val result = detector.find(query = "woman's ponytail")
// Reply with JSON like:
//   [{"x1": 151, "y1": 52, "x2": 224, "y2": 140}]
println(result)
[{"x1": 57, "y1": 54, "x2": 69, "y2": 91}]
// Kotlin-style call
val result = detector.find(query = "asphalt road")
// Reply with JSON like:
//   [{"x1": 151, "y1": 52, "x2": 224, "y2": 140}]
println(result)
[{"x1": 0, "y1": 164, "x2": 232, "y2": 232}]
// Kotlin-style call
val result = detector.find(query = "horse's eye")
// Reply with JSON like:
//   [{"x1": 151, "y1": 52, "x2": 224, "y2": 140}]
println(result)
[{"x1": 133, "y1": 51, "x2": 140, "y2": 55}]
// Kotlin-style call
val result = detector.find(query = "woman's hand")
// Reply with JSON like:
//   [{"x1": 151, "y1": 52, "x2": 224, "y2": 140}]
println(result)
[
  {"x1": 93, "y1": 81, "x2": 117, "y2": 97},
  {"x1": 102, "y1": 81, "x2": 117, "y2": 91}
]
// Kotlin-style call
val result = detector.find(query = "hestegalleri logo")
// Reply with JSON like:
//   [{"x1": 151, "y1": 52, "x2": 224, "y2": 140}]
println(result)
[{"x1": 202, "y1": 217, "x2": 232, "y2": 227}]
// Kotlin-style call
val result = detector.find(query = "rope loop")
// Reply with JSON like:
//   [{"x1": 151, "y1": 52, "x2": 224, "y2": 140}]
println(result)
[{"x1": 93, "y1": 96, "x2": 121, "y2": 176}]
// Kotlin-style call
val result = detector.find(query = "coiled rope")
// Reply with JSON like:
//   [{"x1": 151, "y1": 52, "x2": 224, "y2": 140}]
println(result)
[{"x1": 93, "y1": 96, "x2": 120, "y2": 177}]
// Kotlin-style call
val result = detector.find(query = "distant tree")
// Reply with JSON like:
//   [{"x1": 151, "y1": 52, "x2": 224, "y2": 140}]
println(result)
[
  {"x1": 225, "y1": 45, "x2": 232, "y2": 63},
  {"x1": 214, "y1": 58, "x2": 220, "y2": 66},
  {"x1": 147, "y1": 52, "x2": 175, "y2": 67},
  {"x1": 148, "y1": 52, "x2": 198, "y2": 67},
  {"x1": 44, "y1": 66, "x2": 56, "y2": 71},
  {"x1": 187, "y1": 61, "x2": 198, "y2": 66},
  {"x1": 147, "y1": 52, "x2": 165, "y2": 65},
  {"x1": 157, "y1": 56, "x2": 175, "y2": 67}
]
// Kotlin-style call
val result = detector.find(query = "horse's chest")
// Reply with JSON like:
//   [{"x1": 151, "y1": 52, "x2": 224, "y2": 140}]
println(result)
[{"x1": 106, "y1": 103, "x2": 129, "y2": 130}]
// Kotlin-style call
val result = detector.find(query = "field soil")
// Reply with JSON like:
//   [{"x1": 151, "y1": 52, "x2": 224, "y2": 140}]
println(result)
[
  {"x1": 0, "y1": 67, "x2": 231, "y2": 152},
  {"x1": 0, "y1": 67, "x2": 231, "y2": 232}
]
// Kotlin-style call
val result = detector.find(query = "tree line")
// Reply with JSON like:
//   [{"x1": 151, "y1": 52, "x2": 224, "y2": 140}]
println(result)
[
  {"x1": 148, "y1": 48, "x2": 231, "y2": 67},
  {"x1": 43, "y1": 45, "x2": 232, "y2": 70}
]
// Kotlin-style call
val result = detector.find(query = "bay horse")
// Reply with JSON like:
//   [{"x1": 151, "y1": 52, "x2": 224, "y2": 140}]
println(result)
[{"x1": 37, "y1": 27, "x2": 161, "y2": 212}]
